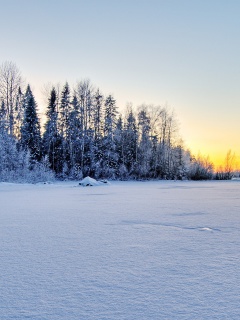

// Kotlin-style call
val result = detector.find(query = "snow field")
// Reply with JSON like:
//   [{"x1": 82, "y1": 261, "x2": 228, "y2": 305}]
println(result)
[{"x1": 0, "y1": 180, "x2": 239, "y2": 319}]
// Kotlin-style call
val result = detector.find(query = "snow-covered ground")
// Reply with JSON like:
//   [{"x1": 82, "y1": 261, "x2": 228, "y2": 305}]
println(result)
[{"x1": 0, "y1": 180, "x2": 239, "y2": 319}]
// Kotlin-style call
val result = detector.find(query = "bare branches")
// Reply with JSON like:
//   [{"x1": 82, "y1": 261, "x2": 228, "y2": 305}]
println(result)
[{"x1": 0, "y1": 61, "x2": 22, "y2": 135}]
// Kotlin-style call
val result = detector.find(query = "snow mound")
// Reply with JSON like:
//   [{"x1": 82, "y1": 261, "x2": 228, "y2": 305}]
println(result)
[
  {"x1": 79, "y1": 176, "x2": 109, "y2": 187},
  {"x1": 199, "y1": 227, "x2": 213, "y2": 232}
]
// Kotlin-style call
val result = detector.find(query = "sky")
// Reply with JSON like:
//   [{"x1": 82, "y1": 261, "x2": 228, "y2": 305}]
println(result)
[{"x1": 0, "y1": 0, "x2": 239, "y2": 167}]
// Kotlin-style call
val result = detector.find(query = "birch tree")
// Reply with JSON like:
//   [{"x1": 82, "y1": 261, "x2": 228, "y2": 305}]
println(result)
[{"x1": 0, "y1": 61, "x2": 22, "y2": 136}]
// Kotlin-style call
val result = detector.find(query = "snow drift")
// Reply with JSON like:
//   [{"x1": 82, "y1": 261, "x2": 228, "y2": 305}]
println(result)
[{"x1": 79, "y1": 176, "x2": 109, "y2": 186}]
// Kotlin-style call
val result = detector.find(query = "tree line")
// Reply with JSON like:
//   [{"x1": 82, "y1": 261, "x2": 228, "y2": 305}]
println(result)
[{"x1": 0, "y1": 61, "x2": 234, "y2": 182}]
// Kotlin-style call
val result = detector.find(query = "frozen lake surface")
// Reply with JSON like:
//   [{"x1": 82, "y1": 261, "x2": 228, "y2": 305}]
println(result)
[{"x1": 0, "y1": 180, "x2": 239, "y2": 319}]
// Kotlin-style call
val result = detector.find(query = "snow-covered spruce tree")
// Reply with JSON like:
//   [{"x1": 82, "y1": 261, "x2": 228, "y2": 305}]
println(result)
[
  {"x1": 58, "y1": 83, "x2": 72, "y2": 177},
  {"x1": 102, "y1": 95, "x2": 118, "y2": 178},
  {"x1": 42, "y1": 87, "x2": 62, "y2": 174},
  {"x1": 114, "y1": 115, "x2": 128, "y2": 179},
  {"x1": 149, "y1": 134, "x2": 159, "y2": 178},
  {"x1": 0, "y1": 100, "x2": 7, "y2": 132},
  {"x1": 93, "y1": 89, "x2": 103, "y2": 140},
  {"x1": 82, "y1": 129, "x2": 95, "y2": 177},
  {"x1": 20, "y1": 85, "x2": 42, "y2": 163},
  {"x1": 68, "y1": 95, "x2": 83, "y2": 179},
  {"x1": 123, "y1": 107, "x2": 138, "y2": 177},
  {"x1": 137, "y1": 106, "x2": 151, "y2": 178},
  {"x1": 92, "y1": 89, "x2": 104, "y2": 178}
]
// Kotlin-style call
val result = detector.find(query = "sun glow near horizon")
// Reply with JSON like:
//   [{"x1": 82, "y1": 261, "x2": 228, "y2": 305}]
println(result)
[
  {"x1": 179, "y1": 110, "x2": 240, "y2": 171},
  {"x1": 185, "y1": 142, "x2": 240, "y2": 171}
]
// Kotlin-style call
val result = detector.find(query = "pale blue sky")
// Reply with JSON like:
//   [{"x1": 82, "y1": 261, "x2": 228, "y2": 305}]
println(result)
[{"x1": 1, "y1": 0, "x2": 240, "y2": 165}]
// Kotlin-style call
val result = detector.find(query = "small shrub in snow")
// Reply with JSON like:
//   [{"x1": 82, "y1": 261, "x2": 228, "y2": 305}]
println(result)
[
  {"x1": 24, "y1": 160, "x2": 55, "y2": 183},
  {"x1": 187, "y1": 155, "x2": 214, "y2": 180}
]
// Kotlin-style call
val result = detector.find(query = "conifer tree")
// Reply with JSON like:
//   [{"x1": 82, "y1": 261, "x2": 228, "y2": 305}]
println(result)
[
  {"x1": 137, "y1": 107, "x2": 151, "y2": 178},
  {"x1": 20, "y1": 85, "x2": 42, "y2": 162},
  {"x1": 115, "y1": 115, "x2": 128, "y2": 179},
  {"x1": 43, "y1": 87, "x2": 61, "y2": 173},
  {"x1": 68, "y1": 95, "x2": 83, "y2": 178},
  {"x1": 102, "y1": 95, "x2": 118, "y2": 178},
  {"x1": 59, "y1": 83, "x2": 71, "y2": 175},
  {"x1": 123, "y1": 107, "x2": 138, "y2": 176},
  {"x1": 93, "y1": 89, "x2": 103, "y2": 140},
  {"x1": 0, "y1": 100, "x2": 7, "y2": 133},
  {"x1": 90, "y1": 90, "x2": 103, "y2": 178}
]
